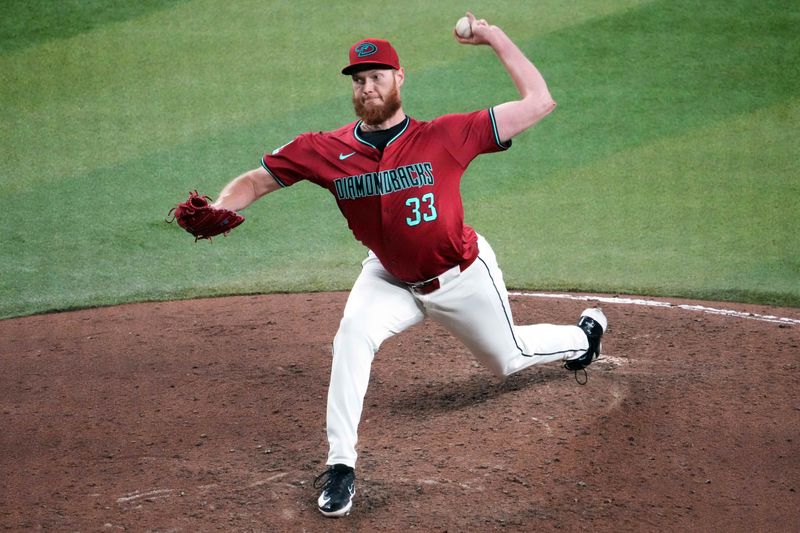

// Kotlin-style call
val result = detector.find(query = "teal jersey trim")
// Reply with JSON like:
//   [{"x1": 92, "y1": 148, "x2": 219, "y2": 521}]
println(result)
[
  {"x1": 488, "y1": 107, "x2": 512, "y2": 150},
  {"x1": 353, "y1": 116, "x2": 410, "y2": 149},
  {"x1": 385, "y1": 116, "x2": 410, "y2": 148},
  {"x1": 261, "y1": 159, "x2": 288, "y2": 188},
  {"x1": 353, "y1": 121, "x2": 376, "y2": 149}
]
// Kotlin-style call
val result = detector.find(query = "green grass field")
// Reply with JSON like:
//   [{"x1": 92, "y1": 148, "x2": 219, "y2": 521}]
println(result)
[{"x1": 1, "y1": 0, "x2": 798, "y2": 319}]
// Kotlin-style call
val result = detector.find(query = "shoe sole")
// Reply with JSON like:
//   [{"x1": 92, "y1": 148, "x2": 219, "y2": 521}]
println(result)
[{"x1": 318, "y1": 499, "x2": 353, "y2": 518}]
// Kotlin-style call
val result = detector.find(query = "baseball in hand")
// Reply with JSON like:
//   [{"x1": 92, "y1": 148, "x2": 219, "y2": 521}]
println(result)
[{"x1": 455, "y1": 16, "x2": 472, "y2": 38}]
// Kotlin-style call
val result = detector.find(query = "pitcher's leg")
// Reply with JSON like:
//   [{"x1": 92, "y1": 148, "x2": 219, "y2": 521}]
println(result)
[
  {"x1": 425, "y1": 236, "x2": 591, "y2": 377},
  {"x1": 326, "y1": 254, "x2": 424, "y2": 467}
]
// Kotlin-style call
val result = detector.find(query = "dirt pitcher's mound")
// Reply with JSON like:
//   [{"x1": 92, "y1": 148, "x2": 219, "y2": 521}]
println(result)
[{"x1": 1, "y1": 293, "x2": 798, "y2": 532}]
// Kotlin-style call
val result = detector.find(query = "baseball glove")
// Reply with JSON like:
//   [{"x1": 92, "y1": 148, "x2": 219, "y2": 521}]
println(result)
[{"x1": 167, "y1": 190, "x2": 244, "y2": 241}]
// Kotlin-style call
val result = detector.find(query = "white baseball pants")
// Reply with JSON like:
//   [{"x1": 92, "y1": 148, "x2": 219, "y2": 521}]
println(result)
[{"x1": 325, "y1": 235, "x2": 590, "y2": 468}]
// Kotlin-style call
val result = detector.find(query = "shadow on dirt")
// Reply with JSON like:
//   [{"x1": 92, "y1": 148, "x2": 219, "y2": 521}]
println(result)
[{"x1": 387, "y1": 367, "x2": 563, "y2": 415}]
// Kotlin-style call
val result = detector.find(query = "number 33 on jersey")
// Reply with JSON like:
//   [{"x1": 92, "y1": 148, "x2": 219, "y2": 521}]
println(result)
[{"x1": 405, "y1": 193, "x2": 437, "y2": 227}]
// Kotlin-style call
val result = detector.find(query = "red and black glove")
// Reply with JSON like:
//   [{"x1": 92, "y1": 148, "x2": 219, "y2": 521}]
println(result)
[{"x1": 167, "y1": 190, "x2": 244, "y2": 241}]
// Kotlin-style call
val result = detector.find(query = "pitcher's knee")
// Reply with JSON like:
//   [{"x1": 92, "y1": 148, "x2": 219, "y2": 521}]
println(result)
[
  {"x1": 474, "y1": 351, "x2": 525, "y2": 379},
  {"x1": 496, "y1": 364, "x2": 516, "y2": 379},
  {"x1": 478, "y1": 356, "x2": 511, "y2": 379}
]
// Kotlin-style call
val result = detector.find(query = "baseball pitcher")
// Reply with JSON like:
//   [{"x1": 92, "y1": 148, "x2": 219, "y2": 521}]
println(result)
[{"x1": 170, "y1": 12, "x2": 607, "y2": 518}]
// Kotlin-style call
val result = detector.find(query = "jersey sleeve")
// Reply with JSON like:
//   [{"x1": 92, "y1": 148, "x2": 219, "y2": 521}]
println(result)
[
  {"x1": 433, "y1": 108, "x2": 511, "y2": 168},
  {"x1": 260, "y1": 132, "x2": 317, "y2": 187}
]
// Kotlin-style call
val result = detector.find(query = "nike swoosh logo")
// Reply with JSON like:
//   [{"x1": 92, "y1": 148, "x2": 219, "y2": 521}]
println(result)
[{"x1": 339, "y1": 152, "x2": 356, "y2": 160}]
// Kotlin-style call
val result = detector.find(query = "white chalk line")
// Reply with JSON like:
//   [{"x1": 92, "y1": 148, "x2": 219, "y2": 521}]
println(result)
[
  {"x1": 509, "y1": 292, "x2": 800, "y2": 326},
  {"x1": 116, "y1": 475, "x2": 294, "y2": 505},
  {"x1": 116, "y1": 488, "x2": 173, "y2": 503}
]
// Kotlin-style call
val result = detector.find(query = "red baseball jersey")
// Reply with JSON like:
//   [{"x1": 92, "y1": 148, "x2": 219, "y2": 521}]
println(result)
[{"x1": 261, "y1": 109, "x2": 510, "y2": 283}]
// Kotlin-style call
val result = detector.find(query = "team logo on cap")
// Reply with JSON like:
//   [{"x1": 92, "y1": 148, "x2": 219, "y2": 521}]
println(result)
[{"x1": 355, "y1": 42, "x2": 378, "y2": 57}]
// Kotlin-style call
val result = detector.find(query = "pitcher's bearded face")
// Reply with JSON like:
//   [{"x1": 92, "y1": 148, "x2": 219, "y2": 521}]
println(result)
[{"x1": 351, "y1": 69, "x2": 403, "y2": 126}]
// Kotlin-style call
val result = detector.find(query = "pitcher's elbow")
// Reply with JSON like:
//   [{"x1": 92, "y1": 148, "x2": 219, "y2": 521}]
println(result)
[
  {"x1": 523, "y1": 96, "x2": 557, "y2": 128},
  {"x1": 535, "y1": 97, "x2": 557, "y2": 120}
]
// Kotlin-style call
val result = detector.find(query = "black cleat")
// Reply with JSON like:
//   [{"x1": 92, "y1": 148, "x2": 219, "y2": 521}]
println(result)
[
  {"x1": 314, "y1": 464, "x2": 355, "y2": 517},
  {"x1": 564, "y1": 308, "x2": 607, "y2": 371}
]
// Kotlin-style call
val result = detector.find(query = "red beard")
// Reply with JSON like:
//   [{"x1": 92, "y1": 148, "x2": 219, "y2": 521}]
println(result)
[{"x1": 352, "y1": 82, "x2": 402, "y2": 126}]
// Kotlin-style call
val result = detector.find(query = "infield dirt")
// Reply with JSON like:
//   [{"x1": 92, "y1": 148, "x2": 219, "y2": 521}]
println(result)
[{"x1": 1, "y1": 293, "x2": 798, "y2": 531}]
